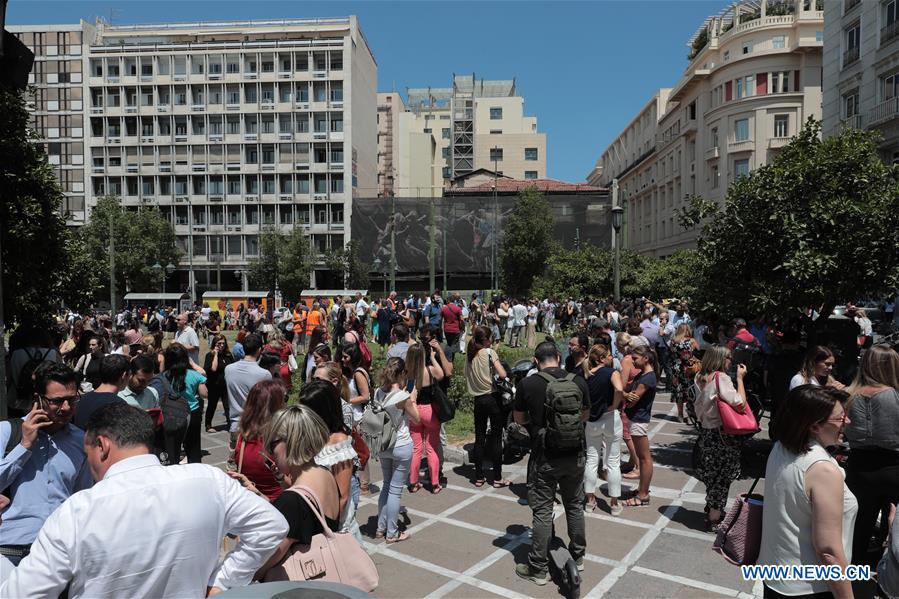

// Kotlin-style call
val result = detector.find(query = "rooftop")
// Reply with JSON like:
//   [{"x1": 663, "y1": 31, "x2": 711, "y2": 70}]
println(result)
[{"x1": 446, "y1": 176, "x2": 605, "y2": 196}]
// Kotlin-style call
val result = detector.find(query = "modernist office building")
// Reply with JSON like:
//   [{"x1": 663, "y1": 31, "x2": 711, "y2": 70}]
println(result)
[
  {"x1": 376, "y1": 75, "x2": 547, "y2": 198},
  {"x1": 822, "y1": 0, "x2": 899, "y2": 162},
  {"x1": 10, "y1": 17, "x2": 377, "y2": 293},
  {"x1": 589, "y1": 0, "x2": 823, "y2": 257}
]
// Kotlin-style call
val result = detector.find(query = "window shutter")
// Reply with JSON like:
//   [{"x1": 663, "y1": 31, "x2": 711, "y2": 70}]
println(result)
[
  {"x1": 794, "y1": 70, "x2": 800, "y2": 91},
  {"x1": 756, "y1": 73, "x2": 768, "y2": 95},
  {"x1": 725, "y1": 80, "x2": 733, "y2": 101}
]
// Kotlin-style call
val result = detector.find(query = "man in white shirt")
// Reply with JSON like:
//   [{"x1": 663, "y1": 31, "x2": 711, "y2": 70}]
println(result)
[
  {"x1": 355, "y1": 292, "x2": 370, "y2": 328},
  {"x1": 174, "y1": 312, "x2": 200, "y2": 365},
  {"x1": 1, "y1": 402, "x2": 287, "y2": 598}
]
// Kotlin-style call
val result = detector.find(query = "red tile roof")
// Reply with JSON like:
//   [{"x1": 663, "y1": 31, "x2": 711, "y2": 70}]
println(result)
[{"x1": 447, "y1": 178, "x2": 606, "y2": 195}]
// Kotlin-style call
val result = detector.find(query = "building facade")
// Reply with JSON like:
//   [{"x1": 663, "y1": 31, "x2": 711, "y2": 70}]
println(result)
[
  {"x1": 822, "y1": 0, "x2": 899, "y2": 162},
  {"x1": 10, "y1": 17, "x2": 377, "y2": 292},
  {"x1": 590, "y1": 0, "x2": 823, "y2": 257},
  {"x1": 376, "y1": 75, "x2": 547, "y2": 197}
]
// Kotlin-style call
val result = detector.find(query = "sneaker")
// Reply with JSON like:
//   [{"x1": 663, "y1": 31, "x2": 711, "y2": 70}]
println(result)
[
  {"x1": 611, "y1": 503, "x2": 624, "y2": 517},
  {"x1": 575, "y1": 557, "x2": 585, "y2": 572},
  {"x1": 515, "y1": 563, "x2": 548, "y2": 586}
]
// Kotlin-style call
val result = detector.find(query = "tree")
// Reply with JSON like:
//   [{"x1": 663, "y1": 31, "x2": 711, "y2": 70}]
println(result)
[
  {"x1": 633, "y1": 250, "x2": 702, "y2": 301},
  {"x1": 325, "y1": 240, "x2": 370, "y2": 289},
  {"x1": 246, "y1": 227, "x2": 314, "y2": 300},
  {"x1": 680, "y1": 119, "x2": 899, "y2": 318},
  {"x1": 530, "y1": 243, "x2": 651, "y2": 299},
  {"x1": 81, "y1": 195, "x2": 182, "y2": 296},
  {"x1": 499, "y1": 187, "x2": 556, "y2": 295},
  {"x1": 0, "y1": 88, "x2": 100, "y2": 326}
]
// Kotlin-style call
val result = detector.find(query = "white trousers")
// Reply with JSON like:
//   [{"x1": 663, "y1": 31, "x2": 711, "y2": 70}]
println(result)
[{"x1": 584, "y1": 409, "x2": 622, "y2": 499}]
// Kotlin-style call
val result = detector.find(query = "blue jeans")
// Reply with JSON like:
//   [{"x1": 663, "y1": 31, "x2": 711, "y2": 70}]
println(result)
[
  {"x1": 346, "y1": 474, "x2": 363, "y2": 544},
  {"x1": 377, "y1": 442, "x2": 413, "y2": 538}
]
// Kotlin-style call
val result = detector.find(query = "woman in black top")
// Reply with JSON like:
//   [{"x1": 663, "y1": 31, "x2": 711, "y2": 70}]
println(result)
[
  {"x1": 204, "y1": 333, "x2": 234, "y2": 431},
  {"x1": 584, "y1": 344, "x2": 624, "y2": 515},
  {"x1": 255, "y1": 404, "x2": 339, "y2": 580}
]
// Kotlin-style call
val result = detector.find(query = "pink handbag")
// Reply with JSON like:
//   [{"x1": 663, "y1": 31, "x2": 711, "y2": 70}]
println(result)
[
  {"x1": 262, "y1": 485, "x2": 379, "y2": 592},
  {"x1": 713, "y1": 477, "x2": 764, "y2": 565},
  {"x1": 714, "y1": 372, "x2": 759, "y2": 436}
]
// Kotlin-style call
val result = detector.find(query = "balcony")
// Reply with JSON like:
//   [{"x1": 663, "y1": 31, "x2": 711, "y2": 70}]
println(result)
[
  {"x1": 728, "y1": 139, "x2": 754, "y2": 153},
  {"x1": 768, "y1": 137, "x2": 790, "y2": 149},
  {"x1": 705, "y1": 146, "x2": 720, "y2": 160},
  {"x1": 868, "y1": 99, "x2": 899, "y2": 127},
  {"x1": 843, "y1": 46, "x2": 860, "y2": 68},
  {"x1": 883, "y1": 21, "x2": 899, "y2": 46}
]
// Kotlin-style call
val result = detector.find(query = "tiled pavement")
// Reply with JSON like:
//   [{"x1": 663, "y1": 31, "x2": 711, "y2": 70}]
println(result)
[{"x1": 200, "y1": 395, "x2": 769, "y2": 598}]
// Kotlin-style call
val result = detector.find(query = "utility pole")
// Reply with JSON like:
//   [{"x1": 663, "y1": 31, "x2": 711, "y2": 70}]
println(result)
[
  {"x1": 109, "y1": 205, "x2": 116, "y2": 312},
  {"x1": 389, "y1": 193, "x2": 396, "y2": 292},
  {"x1": 611, "y1": 179, "x2": 622, "y2": 302},
  {"x1": 428, "y1": 196, "x2": 436, "y2": 292},
  {"x1": 492, "y1": 147, "x2": 498, "y2": 293}
]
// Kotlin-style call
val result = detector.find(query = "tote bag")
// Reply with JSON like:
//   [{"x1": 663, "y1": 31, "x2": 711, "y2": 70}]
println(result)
[
  {"x1": 713, "y1": 477, "x2": 763, "y2": 565},
  {"x1": 714, "y1": 372, "x2": 759, "y2": 436},
  {"x1": 263, "y1": 485, "x2": 379, "y2": 592}
]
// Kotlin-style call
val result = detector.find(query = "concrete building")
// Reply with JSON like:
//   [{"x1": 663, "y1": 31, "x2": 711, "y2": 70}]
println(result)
[
  {"x1": 589, "y1": 0, "x2": 823, "y2": 257},
  {"x1": 822, "y1": 0, "x2": 899, "y2": 163},
  {"x1": 376, "y1": 75, "x2": 547, "y2": 197},
  {"x1": 10, "y1": 17, "x2": 377, "y2": 292}
]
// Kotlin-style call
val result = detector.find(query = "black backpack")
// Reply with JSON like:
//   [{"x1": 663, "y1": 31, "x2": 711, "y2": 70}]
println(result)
[
  {"x1": 537, "y1": 371, "x2": 585, "y2": 452},
  {"x1": 15, "y1": 348, "x2": 53, "y2": 402},
  {"x1": 152, "y1": 374, "x2": 191, "y2": 436}
]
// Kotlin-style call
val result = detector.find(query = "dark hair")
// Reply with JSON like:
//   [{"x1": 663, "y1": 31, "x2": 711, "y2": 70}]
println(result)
[
  {"x1": 311, "y1": 343, "x2": 332, "y2": 362},
  {"x1": 467, "y1": 325, "x2": 492, "y2": 363},
  {"x1": 379, "y1": 357, "x2": 407, "y2": 390},
  {"x1": 258, "y1": 352, "x2": 282, "y2": 374},
  {"x1": 34, "y1": 362, "x2": 78, "y2": 396},
  {"x1": 800, "y1": 345, "x2": 834, "y2": 383},
  {"x1": 298, "y1": 379, "x2": 345, "y2": 434},
  {"x1": 391, "y1": 323, "x2": 409, "y2": 342},
  {"x1": 307, "y1": 325, "x2": 328, "y2": 353},
  {"x1": 732, "y1": 318, "x2": 748, "y2": 330},
  {"x1": 593, "y1": 332, "x2": 613, "y2": 349},
  {"x1": 534, "y1": 341, "x2": 560, "y2": 364},
  {"x1": 775, "y1": 385, "x2": 848, "y2": 453},
  {"x1": 239, "y1": 380, "x2": 287, "y2": 440},
  {"x1": 162, "y1": 343, "x2": 189, "y2": 393},
  {"x1": 99, "y1": 354, "x2": 130, "y2": 385},
  {"x1": 570, "y1": 332, "x2": 589, "y2": 351},
  {"x1": 85, "y1": 402, "x2": 155, "y2": 450},
  {"x1": 341, "y1": 342, "x2": 362, "y2": 369},
  {"x1": 630, "y1": 344, "x2": 659, "y2": 375},
  {"x1": 418, "y1": 322, "x2": 437, "y2": 339},
  {"x1": 129, "y1": 354, "x2": 156, "y2": 375},
  {"x1": 243, "y1": 333, "x2": 264, "y2": 356}
]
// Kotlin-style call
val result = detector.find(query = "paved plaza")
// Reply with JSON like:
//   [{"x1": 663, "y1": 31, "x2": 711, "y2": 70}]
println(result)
[{"x1": 200, "y1": 394, "x2": 769, "y2": 598}]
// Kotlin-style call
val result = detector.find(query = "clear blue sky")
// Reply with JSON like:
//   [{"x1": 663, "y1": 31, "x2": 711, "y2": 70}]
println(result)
[{"x1": 8, "y1": 0, "x2": 719, "y2": 182}]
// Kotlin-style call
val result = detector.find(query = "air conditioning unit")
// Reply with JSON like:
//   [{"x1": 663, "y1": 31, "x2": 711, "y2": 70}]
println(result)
[
  {"x1": 246, "y1": 194, "x2": 259, "y2": 201},
  {"x1": 279, "y1": 194, "x2": 291, "y2": 200},
  {"x1": 157, "y1": 106, "x2": 169, "y2": 112},
  {"x1": 244, "y1": 134, "x2": 257, "y2": 141},
  {"x1": 210, "y1": 134, "x2": 223, "y2": 142},
  {"x1": 141, "y1": 136, "x2": 154, "y2": 143},
  {"x1": 313, "y1": 193, "x2": 328, "y2": 200},
  {"x1": 109, "y1": 137, "x2": 121, "y2": 144},
  {"x1": 210, "y1": 195, "x2": 223, "y2": 202},
  {"x1": 175, "y1": 195, "x2": 188, "y2": 203},
  {"x1": 296, "y1": 102, "x2": 309, "y2": 109},
  {"x1": 261, "y1": 103, "x2": 274, "y2": 110},
  {"x1": 192, "y1": 225, "x2": 206, "y2": 232},
  {"x1": 278, "y1": 72, "x2": 291, "y2": 79}
]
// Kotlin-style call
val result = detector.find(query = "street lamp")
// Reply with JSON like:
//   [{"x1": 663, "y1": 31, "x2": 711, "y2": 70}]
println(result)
[
  {"x1": 611, "y1": 205, "x2": 624, "y2": 302},
  {"x1": 152, "y1": 261, "x2": 176, "y2": 294},
  {"x1": 372, "y1": 257, "x2": 386, "y2": 296}
]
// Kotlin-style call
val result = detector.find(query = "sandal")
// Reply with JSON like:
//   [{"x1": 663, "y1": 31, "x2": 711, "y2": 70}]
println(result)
[
  {"x1": 492, "y1": 479, "x2": 512, "y2": 488},
  {"x1": 474, "y1": 478, "x2": 487, "y2": 488},
  {"x1": 624, "y1": 495, "x2": 651, "y2": 507},
  {"x1": 431, "y1": 486, "x2": 442, "y2": 495},
  {"x1": 622, "y1": 470, "x2": 641, "y2": 480},
  {"x1": 374, "y1": 529, "x2": 385, "y2": 539},
  {"x1": 408, "y1": 483, "x2": 422, "y2": 493},
  {"x1": 360, "y1": 482, "x2": 370, "y2": 494},
  {"x1": 585, "y1": 499, "x2": 597, "y2": 512},
  {"x1": 386, "y1": 532, "x2": 410, "y2": 544}
]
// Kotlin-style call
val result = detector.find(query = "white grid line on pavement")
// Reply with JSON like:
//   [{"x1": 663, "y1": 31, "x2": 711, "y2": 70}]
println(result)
[{"x1": 631, "y1": 565, "x2": 750, "y2": 598}]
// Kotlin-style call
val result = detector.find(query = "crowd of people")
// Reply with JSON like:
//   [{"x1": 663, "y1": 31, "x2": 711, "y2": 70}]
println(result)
[{"x1": 1, "y1": 290, "x2": 898, "y2": 597}]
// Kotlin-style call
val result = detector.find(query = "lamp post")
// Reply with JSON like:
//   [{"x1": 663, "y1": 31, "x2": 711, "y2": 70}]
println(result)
[
  {"x1": 152, "y1": 261, "x2": 176, "y2": 294},
  {"x1": 372, "y1": 257, "x2": 387, "y2": 297},
  {"x1": 611, "y1": 178, "x2": 624, "y2": 302}
]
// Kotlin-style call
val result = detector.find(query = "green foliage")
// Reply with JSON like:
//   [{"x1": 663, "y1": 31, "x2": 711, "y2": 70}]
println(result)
[
  {"x1": 690, "y1": 119, "x2": 899, "y2": 318},
  {"x1": 634, "y1": 250, "x2": 702, "y2": 301},
  {"x1": 0, "y1": 88, "x2": 100, "y2": 325},
  {"x1": 82, "y1": 196, "x2": 182, "y2": 297},
  {"x1": 530, "y1": 243, "x2": 651, "y2": 299},
  {"x1": 689, "y1": 28, "x2": 709, "y2": 59},
  {"x1": 324, "y1": 240, "x2": 371, "y2": 289},
  {"x1": 499, "y1": 188, "x2": 556, "y2": 296},
  {"x1": 247, "y1": 227, "x2": 314, "y2": 300}
]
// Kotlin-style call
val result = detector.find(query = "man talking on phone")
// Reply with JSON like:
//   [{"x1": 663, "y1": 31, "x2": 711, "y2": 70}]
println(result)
[{"x1": 0, "y1": 362, "x2": 93, "y2": 566}]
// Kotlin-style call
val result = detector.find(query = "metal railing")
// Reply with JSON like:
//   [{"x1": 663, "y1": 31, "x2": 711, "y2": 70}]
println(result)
[
  {"x1": 883, "y1": 20, "x2": 899, "y2": 45},
  {"x1": 868, "y1": 98, "x2": 899, "y2": 126},
  {"x1": 843, "y1": 46, "x2": 860, "y2": 66}
]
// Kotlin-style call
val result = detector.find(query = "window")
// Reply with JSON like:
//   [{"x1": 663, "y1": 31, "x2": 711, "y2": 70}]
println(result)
[
  {"x1": 885, "y1": 0, "x2": 899, "y2": 44},
  {"x1": 742, "y1": 41, "x2": 753, "y2": 54},
  {"x1": 443, "y1": 166, "x2": 452, "y2": 179},
  {"x1": 489, "y1": 107, "x2": 502, "y2": 120},
  {"x1": 442, "y1": 147, "x2": 450, "y2": 159},
  {"x1": 524, "y1": 171, "x2": 538, "y2": 180},
  {"x1": 525, "y1": 148, "x2": 538, "y2": 161},
  {"x1": 844, "y1": 88, "x2": 860, "y2": 117},
  {"x1": 442, "y1": 128, "x2": 450, "y2": 139},
  {"x1": 734, "y1": 118, "x2": 749, "y2": 142},
  {"x1": 773, "y1": 35, "x2": 785, "y2": 49},
  {"x1": 774, "y1": 114, "x2": 789, "y2": 138},
  {"x1": 816, "y1": 31, "x2": 824, "y2": 43},
  {"x1": 734, "y1": 158, "x2": 750, "y2": 179},
  {"x1": 884, "y1": 72, "x2": 899, "y2": 100},
  {"x1": 724, "y1": 50, "x2": 730, "y2": 62},
  {"x1": 489, "y1": 147, "x2": 503, "y2": 162},
  {"x1": 711, "y1": 163, "x2": 720, "y2": 188},
  {"x1": 771, "y1": 71, "x2": 791, "y2": 93},
  {"x1": 489, "y1": 129, "x2": 502, "y2": 134},
  {"x1": 844, "y1": 22, "x2": 861, "y2": 65},
  {"x1": 423, "y1": 128, "x2": 432, "y2": 134}
]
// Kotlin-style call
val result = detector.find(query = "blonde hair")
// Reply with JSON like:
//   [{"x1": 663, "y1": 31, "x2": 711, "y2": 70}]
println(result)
[
  {"x1": 615, "y1": 332, "x2": 632, "y2": 353},
  {"x1": 700, "y1": 345, "x2": 731, "y2": 376},
  {"x1": 671, "y1": 323, "x2": 693, "y2": 344},
  {"x1": 585, "y1": 344, "x2": 612, "y2": 376},
  {"x1": 265, "y1": 404, "x2": 329, "y2": 467},
  {"x1": 405, "y1": 343, "x2": 427, "y2": 390},
  {"x1": 848, "y1": 345, "x2": 899, "y2": 395}
]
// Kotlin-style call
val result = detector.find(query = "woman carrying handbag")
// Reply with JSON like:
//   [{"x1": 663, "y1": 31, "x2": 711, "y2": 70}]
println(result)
[{"x1": 693, "y1": 346, "x2": 749, "y2": 531}]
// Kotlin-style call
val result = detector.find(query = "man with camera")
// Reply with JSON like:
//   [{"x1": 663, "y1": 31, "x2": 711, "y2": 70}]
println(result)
[{"x1": 513, "y1": 341, "x2": 590, "y2": 585}]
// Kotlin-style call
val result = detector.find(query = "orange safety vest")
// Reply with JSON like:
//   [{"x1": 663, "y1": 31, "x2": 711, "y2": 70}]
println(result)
[
  {"x1": 305, "y1": 308, "x2": 323, "y2": 336},
  {"x1": 292, "y1": 309, "x2": 305, "y2": 334}
]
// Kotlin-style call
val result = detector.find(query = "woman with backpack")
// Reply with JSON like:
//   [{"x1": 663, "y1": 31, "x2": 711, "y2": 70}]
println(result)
[
  {"x1": 158, "y1": 343, "x2": 207, "y2": 464},
  {"x1": 405, "y1": 342, "x2": 445, "y2": 494},
  {"x1": 622, "y1": 345, "x2": 658, "y2": 507},
  {"x1": 371, "y1": 357, "x2": 420, "y2": 543},
  {"x1": 464, "y1": 326, "x2": 509, "y2": 488}
]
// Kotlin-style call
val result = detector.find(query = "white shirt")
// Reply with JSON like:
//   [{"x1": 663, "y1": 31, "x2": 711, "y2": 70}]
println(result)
[
  {"x1": 175, "y1": 325, "x2": 200, "y2": 363},
  {"x1": 356, "y1": 299, "x2": 369, "y2": 316},
  {"x1": 789, "y1": 372, "x2": 821, "y2": 391},
  {"x1": 2, "y1": 454, "x2": 288, "y2": 598}
]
